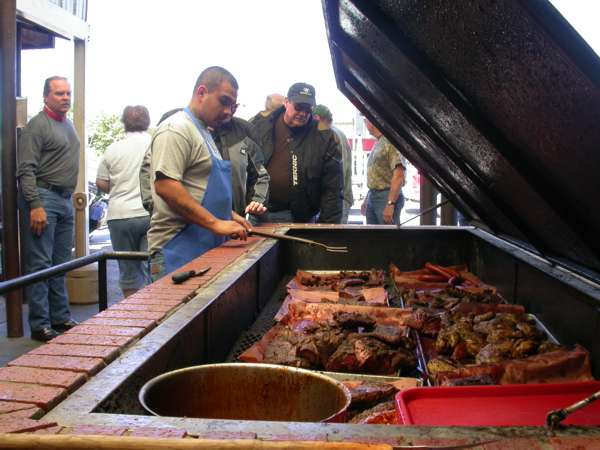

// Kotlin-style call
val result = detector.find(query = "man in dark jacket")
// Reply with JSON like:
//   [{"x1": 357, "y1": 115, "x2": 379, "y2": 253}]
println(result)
[
  {"x1": 211, "y1": 116, "x2": 269, "y2": 218},
  {"x1": 252, "y1": 82, "x2": 343, "y2": 223}
]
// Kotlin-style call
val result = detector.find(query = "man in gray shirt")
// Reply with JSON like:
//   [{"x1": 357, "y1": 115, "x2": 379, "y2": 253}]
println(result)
[
  {"x1": 17, "y1": 76, "x2": 80, "y2": 341},
  {"x1": 139, "y1": 108, "x2": 269, "y2": 220},
  {"x1": 147, "y1": 66, "x2": 251, "y2": 279}
]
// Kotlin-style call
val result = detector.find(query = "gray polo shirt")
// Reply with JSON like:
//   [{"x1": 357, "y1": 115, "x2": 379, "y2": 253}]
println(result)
[
  {"x1": 17, "y1": 111, "x2": 80, "y2": 208},
  {"x1": 147, "y1": 110, "x2": 214, "y2": 254}
]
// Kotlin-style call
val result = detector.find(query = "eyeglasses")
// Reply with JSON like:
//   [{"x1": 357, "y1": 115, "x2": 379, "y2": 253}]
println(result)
[
  {"x1": 293, "y1": 103, "x2": 313, "y2": 114},
  {"x1": 219, "y1": 96, "x2": 239, "y2": 112}
]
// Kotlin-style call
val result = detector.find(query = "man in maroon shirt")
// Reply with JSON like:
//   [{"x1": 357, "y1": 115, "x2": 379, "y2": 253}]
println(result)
[{"x1": 17, "y1": 76, "x2": 80, "y2": 341}]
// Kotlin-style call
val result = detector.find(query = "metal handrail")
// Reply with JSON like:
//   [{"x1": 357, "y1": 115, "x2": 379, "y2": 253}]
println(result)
[{"x1": 0, "y1": 250, "x2": 150, "y2": 311}]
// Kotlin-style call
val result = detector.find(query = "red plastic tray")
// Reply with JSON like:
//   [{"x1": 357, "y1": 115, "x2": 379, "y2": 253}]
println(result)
[{"x1": 396, "y1": 381, "x2": 600, "y2": 426}]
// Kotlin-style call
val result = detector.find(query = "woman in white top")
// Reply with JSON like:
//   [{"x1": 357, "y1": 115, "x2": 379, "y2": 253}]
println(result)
[{"x1": 96, "y1": 106, "x2": 151, "y2": 297}]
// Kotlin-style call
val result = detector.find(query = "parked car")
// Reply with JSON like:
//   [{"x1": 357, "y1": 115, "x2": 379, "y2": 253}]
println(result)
[
  {"x1": 88, "y1": 181, "x2": 108, "y2": 233},
  {"x1": 404, "y1": 163, "x2": 420, "y2": 203}
]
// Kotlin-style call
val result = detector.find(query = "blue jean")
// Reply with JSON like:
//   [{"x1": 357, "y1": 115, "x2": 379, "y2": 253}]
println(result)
[
  {"x1": 342, "y1": 200, "x2": 353, "y2": 224},
  {"x1": 19, "y1": 188, "x2": 74, "y2": 331},
  {"x1": 366, "y1": 189, "x2": 405, "y2": 225},
  {"x1": 107, "y1": 216, "x2": 151, "y2": 290},
  {"x1": 150, "y1": 251, "x2": 166, "y2": 283}
]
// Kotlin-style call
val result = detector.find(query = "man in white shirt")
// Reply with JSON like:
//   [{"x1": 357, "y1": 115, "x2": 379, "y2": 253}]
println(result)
[{"x1": 96, "y1": 105, "x2": 152, "y2": 297}]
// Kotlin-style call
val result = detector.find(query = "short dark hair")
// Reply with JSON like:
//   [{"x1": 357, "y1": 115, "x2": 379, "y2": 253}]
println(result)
[
  {"x1": 43, "y1": 76, "x2": 68, "y2": 97},
  {"x1": 121, "y1": 105, "x2": 150, "y2": 132},
  {"x1": 193, "y1": 66, "x2": 238, "y2": 93}
]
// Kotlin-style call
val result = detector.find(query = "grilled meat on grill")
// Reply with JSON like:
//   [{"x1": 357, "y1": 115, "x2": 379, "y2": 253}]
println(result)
[
  {"x1": 326, "y1": 334, "x2": 417, "y2": 375},
  {"x1": 332, "y1": 311, "x2": 376, "y2": 330},
  {"x1": 362, "y1": 324, "x2": 407, "y2": 346},
  {"x1": 342, "y1": 380, "x2": 396, "y2": 408},
  {"x1": 264, "y1": 333, "x2": 311, "y2": 368},
  {"x1": 426, "y1": 357, "x2": 457, "y2": 376},
  {"x1": 349, "y1": 400, "x2": 397, "y2": 424},
  {"x1": 325, "y1": 338, "x2": 360, "y2": 372},
  {"x1": 511, "y1": 339, "x2": 538, "y2": 359},
  {"x1": 296, "y1": 326, "x2": 347, "y2": 367},
  {"x1": 476, "y1": 341, "x2": 514, "y2": 364},
  {"x1": 440, "y1": 374, "x2": 497, "y2": 386}
]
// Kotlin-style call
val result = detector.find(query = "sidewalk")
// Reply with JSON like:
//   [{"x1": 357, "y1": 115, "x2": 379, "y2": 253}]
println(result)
[{"x1": 0, "y1": 226, "x2": 124, "y2": 367}]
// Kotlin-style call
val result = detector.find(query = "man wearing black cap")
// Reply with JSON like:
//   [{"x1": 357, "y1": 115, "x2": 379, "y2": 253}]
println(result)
[{"x1": 252, "y1": 82, "x2": 343, "y2": 223}]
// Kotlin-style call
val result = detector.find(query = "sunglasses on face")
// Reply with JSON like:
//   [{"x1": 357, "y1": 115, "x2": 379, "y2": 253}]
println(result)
[{"x1": 293, "y1": 103, "x2": 313, "y2": 114}]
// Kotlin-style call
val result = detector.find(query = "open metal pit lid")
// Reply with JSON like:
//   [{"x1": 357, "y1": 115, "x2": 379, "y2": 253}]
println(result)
[{"x1": 323, "y1": 0, "x2": 600, "y2": 275}]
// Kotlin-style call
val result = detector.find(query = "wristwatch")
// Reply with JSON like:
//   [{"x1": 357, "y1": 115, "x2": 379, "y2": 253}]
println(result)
[{"x1": 386, "y1": 200, "x2": 395, "y2": 206}]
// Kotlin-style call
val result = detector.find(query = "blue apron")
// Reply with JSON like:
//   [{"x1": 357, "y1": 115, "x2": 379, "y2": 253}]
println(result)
[{"x1": 162, "y1": 108, "x2": 233, "y2": 273}]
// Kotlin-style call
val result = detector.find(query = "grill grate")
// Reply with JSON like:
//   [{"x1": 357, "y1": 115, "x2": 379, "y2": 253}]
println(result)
[{"x1": 226, "y1": 277, "x2": 291, "y2": 362}]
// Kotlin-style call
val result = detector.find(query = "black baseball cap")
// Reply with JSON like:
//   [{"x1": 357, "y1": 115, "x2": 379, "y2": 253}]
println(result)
[{"x1": 287, "y1": 82, "x2": 316, "y2": 107}]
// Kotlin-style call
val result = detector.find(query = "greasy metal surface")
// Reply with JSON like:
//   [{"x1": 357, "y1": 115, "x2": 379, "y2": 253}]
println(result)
[
  {"x1": 205, "y1": 266, "x2": 258, "y2": 362},
  {"x1": 226, "y1": 277, "x2": 287, "y2": 363},
  {"x1": 285, "y1": 227, "x2": 473, "y2": 272},
  {"x1": 257, "y1": 245, "x2": 282, "y2": 309},
  {"x1": 323, "y1": 0, "x2": 600, "y2": 272},
  {"x1": 140, "y1": 363, "x2": 351, "y2": 423},
  {"x1": 517, "y1": 263, "x2": 600, "y2": 367}
]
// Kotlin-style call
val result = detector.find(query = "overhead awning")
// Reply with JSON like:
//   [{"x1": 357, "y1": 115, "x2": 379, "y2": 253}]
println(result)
[{"x1": 17, "y1": 0, "x2": 88, "y2": 43}]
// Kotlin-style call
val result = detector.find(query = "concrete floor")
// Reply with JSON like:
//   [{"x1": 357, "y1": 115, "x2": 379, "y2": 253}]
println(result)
[{"x1": 0, "y1": 226, "x2": 125, "y2": 367}]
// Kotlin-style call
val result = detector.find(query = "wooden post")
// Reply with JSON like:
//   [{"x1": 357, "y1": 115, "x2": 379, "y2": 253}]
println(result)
[
  {"x1": 1, "y1": 0, "x2": 24, "y2": 337},
  {"x1": 440, "y1": 195, "x2": 456, "y2": 225},
  {"x1": 67, "y1": 37, "x2": 98, "y2": 305},
  {"x1": 73, "y1": 37, "x2": 88, "y2": 258},
  {"x1": 419, "y1": 176, "x2": 436, "y2": 225}
]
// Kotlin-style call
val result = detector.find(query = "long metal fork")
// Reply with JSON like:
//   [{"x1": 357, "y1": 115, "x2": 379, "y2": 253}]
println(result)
[
  {"x1": 546, "y1": 387, "x2": 600, "y2": 431},
  {"x1": 250, "y1": 230, "x2": 348, "y2": 253}
]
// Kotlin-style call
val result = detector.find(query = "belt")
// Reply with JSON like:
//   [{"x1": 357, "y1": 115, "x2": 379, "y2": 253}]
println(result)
[{"x1": 36, "y1": 180, "x2": 73, "y2": 198}]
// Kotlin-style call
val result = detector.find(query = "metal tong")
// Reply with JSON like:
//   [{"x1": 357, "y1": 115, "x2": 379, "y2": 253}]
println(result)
[
  {"x1": 250, "y1": 230, "x2": 348, "y2": 253},
  {"x1": 546, "y1": 387, "x2": 600, "y2": 431}
]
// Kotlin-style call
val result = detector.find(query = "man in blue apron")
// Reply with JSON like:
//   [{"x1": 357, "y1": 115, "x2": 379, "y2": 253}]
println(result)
[{"x1": 147, "y1": 66, "x2": 251, "y2": 280}]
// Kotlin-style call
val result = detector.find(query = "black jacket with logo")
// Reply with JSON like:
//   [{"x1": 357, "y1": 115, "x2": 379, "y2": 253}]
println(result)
[
  {"x1": 252, "y1": 106, "x2": 343, "y2": 223},
  {"x1": 211, "y1": 117, "x2": 269, "y2": 215}
]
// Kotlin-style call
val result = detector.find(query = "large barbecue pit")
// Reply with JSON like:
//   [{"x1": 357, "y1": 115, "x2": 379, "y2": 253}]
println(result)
[{"x1": 42, "y1": 226, "x2": 600, "y2": 442}]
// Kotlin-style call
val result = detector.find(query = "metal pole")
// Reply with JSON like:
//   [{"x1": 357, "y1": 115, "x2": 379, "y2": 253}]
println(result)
[
  {"x1": 399, "y1": 200, "x2": 449, "y2": 227},
  {"x1": 0, "y1": 251, "x2": 148, "y2": 295},
  {"x1": 1, "y1": 0, "x2": 23, "y2": 337},
  {"x1": 98, "y1": 258, "x2": 107, "y2": 311}
]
